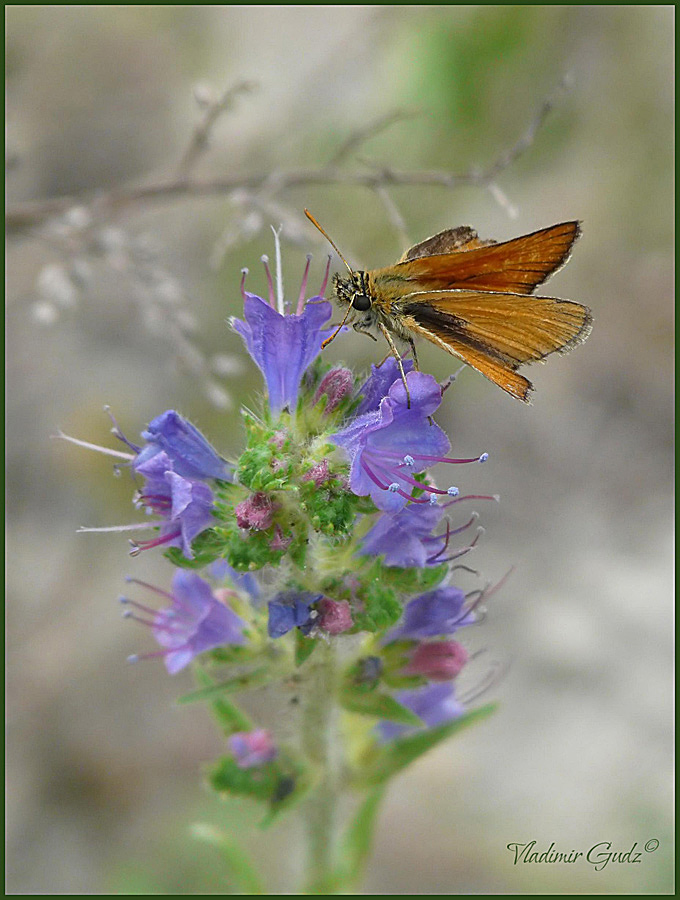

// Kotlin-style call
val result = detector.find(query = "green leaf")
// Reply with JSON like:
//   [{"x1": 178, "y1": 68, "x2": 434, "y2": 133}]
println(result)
[
  {"x1": 295, "y1": 630, "x2": 317, "y2": 667},
  {"x1": 191, "y1": 823, "x2": 265, "y2": 895},
  {"x1": 358, "y1": 703, "x2": 498, "y2": 787},
  {"x1": 339, "y1": 786, "x2": 386, "y2": 888},
  {"x1": 209, "y1": 756, "x2": 281, "y2": 802},
  {"x1": 194, "y1": 667, "x2": 252, "y2": 735},
  {"x1": 340, "y1": 689, "x2": 423, "y2": 726},
  {"x1": 307, "y1": 787, "x2": 386, "y2": 894},
  {"x1": 208, "y1": 754, "x2": 314, "y2": 828},
  {"x1": 178, "y1": 667, "x2": 272, "y2": 704},
  {"x1": 258, "y1": 763, "x2": 315, "y2": 829}
]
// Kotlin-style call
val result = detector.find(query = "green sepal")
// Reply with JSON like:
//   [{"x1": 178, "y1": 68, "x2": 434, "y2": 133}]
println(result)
[
  {"x1": 340, "y1": 685, "x2": 423, "y2": 726},
  {"x1": 351, "y1": 570, "x2": 401, "y2": 632},
  {"x1": 355, "y1": 703, "x2": 498, "y2": 787},
  {"x1": 206, "y1": 643, "x2": 262, "y2": 665},
  {"x1": 298, "y1": 478, "x2": 358, "y2": 537},
  {"x1": 209, "y1": 757, "x2": 282, "y2": 804},
  {"x1": 295, "y1": 630, "x2": 317, "y2": 667},
  {"x1": 163, "y1": 529, "x2": 223, "y2": 569},
  {"x1": 258, "y1": 760, "x2": 315, "y2": 828},
  {"x1": 177, "y1": 666, "x2": 273, "y2": 704},
  {"x1": 208, "y1": 752, "x2": 313, "y2": 828},
  {"x1": 219, "y1": 527, "x2": 286, "y2": 572}
]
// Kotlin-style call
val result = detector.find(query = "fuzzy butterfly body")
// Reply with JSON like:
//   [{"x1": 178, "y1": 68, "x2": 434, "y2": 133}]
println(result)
[{"x1": 306, "y1": 211, "x2": 592, "y2": 403}]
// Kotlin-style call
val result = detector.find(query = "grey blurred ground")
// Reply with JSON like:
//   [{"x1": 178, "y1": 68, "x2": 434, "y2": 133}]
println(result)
[{"x1": 6, "y1": 6, "x2": 674, "y2": 894}]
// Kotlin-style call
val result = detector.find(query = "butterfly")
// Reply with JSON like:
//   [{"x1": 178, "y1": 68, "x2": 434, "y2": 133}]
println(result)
[{"x1": 305, "y1": 209, "x2": 592, "y2": 403}]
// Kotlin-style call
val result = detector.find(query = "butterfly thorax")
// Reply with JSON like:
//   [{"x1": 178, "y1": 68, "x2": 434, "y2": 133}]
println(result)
[{"x1": 332, "y1": 269, "x2": 416, "y2": 342}]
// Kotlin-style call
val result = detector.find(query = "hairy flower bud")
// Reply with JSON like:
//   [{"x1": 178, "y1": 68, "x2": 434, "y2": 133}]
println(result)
[
  {"x1": 402, "y1": 640, "x2": 469, "y2": 681},
  {"x1": 317, "y1": 597, "x2": 353, "y2": 635},
  {"x1": 313, "y1": 367, "x2": 354, "y2": 414}
]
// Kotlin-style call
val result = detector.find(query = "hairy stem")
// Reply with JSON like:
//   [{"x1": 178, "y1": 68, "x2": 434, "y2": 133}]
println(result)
[{"x1": 301, "y1": 640, "x2": 339, "y2": 891}]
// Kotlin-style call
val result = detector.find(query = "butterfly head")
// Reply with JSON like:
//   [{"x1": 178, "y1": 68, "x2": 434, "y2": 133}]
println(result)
[{"x1": 333, "y1": 271, "x2": 372, "y2": 312}]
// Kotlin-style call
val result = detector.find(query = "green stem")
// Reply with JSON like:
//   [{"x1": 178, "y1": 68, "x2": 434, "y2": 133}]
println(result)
[{"x1": 301, "y1": 640, "x2": 339, "y2": 892}]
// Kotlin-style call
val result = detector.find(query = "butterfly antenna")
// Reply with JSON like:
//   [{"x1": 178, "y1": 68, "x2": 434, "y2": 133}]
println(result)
[
  {"x1": 304, "y1": 209, "x2": 354, "y2": 275},
  {"x1": 321, "y1": 303, "x2": 353, "y2": 350}
]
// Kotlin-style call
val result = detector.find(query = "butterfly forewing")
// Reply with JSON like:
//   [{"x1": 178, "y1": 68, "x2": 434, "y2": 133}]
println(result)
[{"x1": 379, "y1": 221, "x2": 580, "y2": 296}]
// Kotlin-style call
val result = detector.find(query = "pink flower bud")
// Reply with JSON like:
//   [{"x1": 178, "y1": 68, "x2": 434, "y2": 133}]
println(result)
[
  {"x1": 302, "y1": 458, "x2": 331, "y2": 487},
  {"x1": 228, "y1": 729, "x2": 277, "y2": 768},
  {"x1": 317, "y1": 597, "x2": 353, "y2": 635},
  {"x1": 313, "y1": 367, "x2": 354, "y2": 414},
  {"x1": 402, "y1": 640, "x2": 469, "y2": 681},
  {"x1": 235, "y1": 491, "x2": 277, "y2": 531}
]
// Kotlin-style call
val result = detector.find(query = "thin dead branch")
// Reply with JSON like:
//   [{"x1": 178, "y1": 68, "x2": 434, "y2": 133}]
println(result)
[{"x1": 6, "y1": 86, "x2": 569, "y2": 234}]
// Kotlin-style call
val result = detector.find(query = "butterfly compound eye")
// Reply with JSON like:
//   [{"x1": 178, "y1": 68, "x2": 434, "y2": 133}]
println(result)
[{"x1": 352, "y1": 294, "x2": 372, "y2": 312}]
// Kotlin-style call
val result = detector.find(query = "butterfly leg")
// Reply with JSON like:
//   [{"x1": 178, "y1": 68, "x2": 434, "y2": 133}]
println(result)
[
  {"x1": 405, "y1": 335, "x2": 434, "y2": 424},
  {"x1": 352, "y1": 322, "x2": 378, "y2": 342},
  {"x1": 378, "y1": 322, "x2": 411, "y2": 408},
  {"x1": 407, "y1": 337, "x2": 420, "y2": 371}
]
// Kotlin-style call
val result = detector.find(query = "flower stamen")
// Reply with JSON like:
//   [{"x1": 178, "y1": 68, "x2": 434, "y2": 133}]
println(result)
[
  {"x1": 296, "y1": 253, "x2": 312, "y2": 315},
  {"x1": 260, "y1": 254, "x2": 275, "y2": 307}
]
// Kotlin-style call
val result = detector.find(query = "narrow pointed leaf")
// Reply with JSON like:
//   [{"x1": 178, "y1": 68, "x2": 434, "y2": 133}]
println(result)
[
  {"x1": 178, "y1": 667, "x2": 272, "y2": 704},
  {"x1": 340, "y1": 689, "x2": 424, "y2": 726},
  {"x1": 339, "y1": 786, "x2": 386, "y2": 887},
  {"x1": 194, "y1": 667, "x2": 252, "y2": 734},
  {"x1": 295, "y1": 630, "x2": 317, "y2": 667},
  {"x1": 191, "y1": 823, "x2": 265, "y2": 894},
  {"x1": 358, "y1": 703, "x2": 498, "y2": 786}
]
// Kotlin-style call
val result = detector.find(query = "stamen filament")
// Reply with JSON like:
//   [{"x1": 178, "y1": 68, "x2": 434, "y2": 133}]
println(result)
[
  {"x1": 124, "y1": 578, "x2": 175, "y2": 600},
  {"x1": 442, "y1": 494, "x2": 499, "y2": 507},
  {"x1": 297, "y1": 254, "x2": 312, "y2": 315},
  {"x1": 104, "y1": 406, "x2": 141, "y2": 453},
  {"x1": 52, "y1": 431, "x2": 134, "y2": 461},
  {"x1": 77, "y1": 522, "x2": 155, "y2": 534},
  {"x1": 260, "y1": 255, "x2": 275, "y2": 307}
]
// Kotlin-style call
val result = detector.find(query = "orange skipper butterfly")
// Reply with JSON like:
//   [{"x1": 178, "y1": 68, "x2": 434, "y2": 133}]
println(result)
[{"x1": 305, "y1": 209, "x2": 592, "y2": 403}]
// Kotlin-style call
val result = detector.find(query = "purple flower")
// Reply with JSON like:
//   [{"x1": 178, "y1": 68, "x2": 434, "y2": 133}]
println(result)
[
  {"x1": 121, "y1": 570, "x2": 246, "y2": 674},
  {"x1": 231, "y1": 257, "x2": 336, "y2": 415},
  {"x1": 387, "y1": 586, "x2": 477, "y2": 642},
  {"x1": 134, "y1": 410, "x2": 231, "y2": 482},
  {"x1": 354, "y1": 357, "x2": 415, "y2": 416},
  {"x1": 267, "y1": 591, "x2": 322, "y2": 638},
  {"x1": 359, "y1": 502, "x2": 446, "y2": 567},
  {"x1": 228, "y1": 729, "x2": 278, "y2": 768},
  {"x1": 332, "y1": 372, "x2": 475, "y2": 513},
  {"x1": 378, "y1": 682, "x2": 465, "y2": 741},
  {"x1": 359, "y1": 502, "x2": 484, "y2": 568},
  {"x1": 132, "y1": 451, "x2": 215, "y2": 559},
  {"x1": 209, "y1": 559, "x2": 261, "y2": 601}
]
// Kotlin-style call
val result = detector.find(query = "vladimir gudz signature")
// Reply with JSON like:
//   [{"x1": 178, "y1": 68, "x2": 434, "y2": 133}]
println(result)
[{"x1": 506, "y1": 840, "x2": 660, "y2": 871}]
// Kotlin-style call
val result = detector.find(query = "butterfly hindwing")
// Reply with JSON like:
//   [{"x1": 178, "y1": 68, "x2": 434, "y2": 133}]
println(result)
[{"x1": 399, "y1": 289, "x2": 593, "y2": 402}]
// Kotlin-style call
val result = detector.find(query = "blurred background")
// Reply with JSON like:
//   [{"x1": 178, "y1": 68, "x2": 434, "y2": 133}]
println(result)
[{"x1": 6, "y1": 6, "x2": 674, "y2": 894}]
